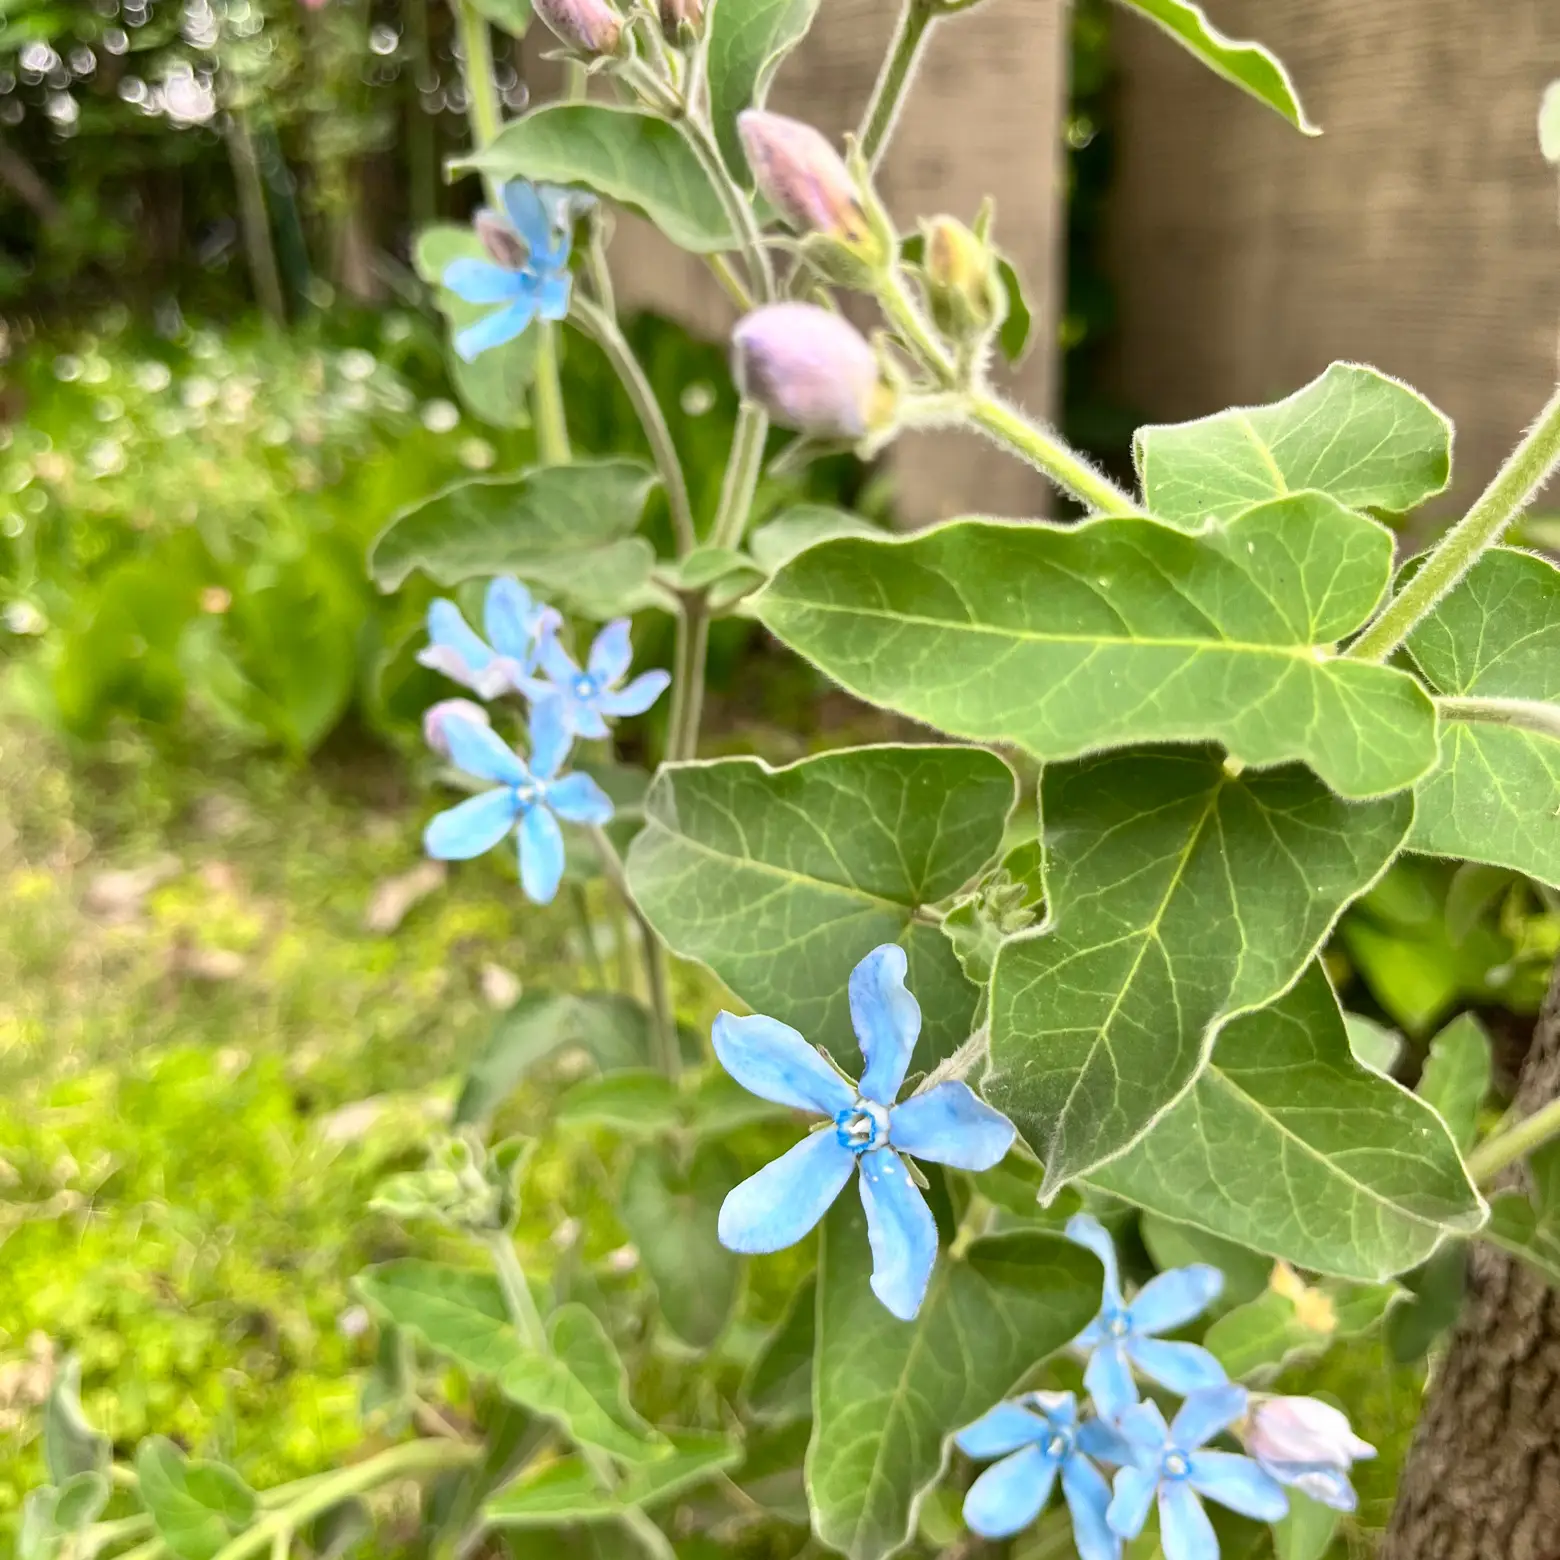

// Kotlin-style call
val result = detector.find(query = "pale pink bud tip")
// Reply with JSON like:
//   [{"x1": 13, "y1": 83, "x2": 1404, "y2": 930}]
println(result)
[
  {"x1": 732, "y1": 304, "x2": 881, "y2": 439},
  {"x1": 424, "y1": 699, "x2": 491, "y2": 759},
  {"x1": 737, "y1": 110, "x2": 867, "y2": 243},
  {"x1": 1246, "y1": 1397, "x2": 1376, "y2": 1468},
  {"x1": 533, "y1": 0, "x2": 621, "y2": 55}
]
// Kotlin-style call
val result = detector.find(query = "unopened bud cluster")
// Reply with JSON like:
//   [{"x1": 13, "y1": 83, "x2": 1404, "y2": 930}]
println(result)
[
  {"x1": 732, "y1": 303, "x2": 892, "y2": 440},
  {"x1": 922, "y1": 211, "x2": 1005, "y2": 343},
  {"x1": 371, "y1": 1132, "x2": 524, "y2": 1233}
]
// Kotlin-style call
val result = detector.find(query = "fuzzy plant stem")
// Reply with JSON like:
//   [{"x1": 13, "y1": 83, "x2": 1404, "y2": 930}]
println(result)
[
  {"x1": 967, "y1": 393, "x2": 1142, "y2": 516},
  {"x1": 1349, "y1": 379, "x2": 1560, "y2": 662},
  {"x1": 1466, "y1": 1093, "x2": 1560, "y2": 1187},
  {"x1": 857, "y1": 0, "x2": 938, "y2": 168}
]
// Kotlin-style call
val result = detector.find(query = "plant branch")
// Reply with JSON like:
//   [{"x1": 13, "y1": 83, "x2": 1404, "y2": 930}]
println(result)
[
  {"x1": 879, "y1": 266, "x2": 958, "y2": 385},
  {"x1": 571, "y1": 294, "x2": 694, "y2": 552},
  {"x1": 450, "y1": 0, "x2": 502, "y2": 198},
  {"x1": 1437, "y1": 695, "x2": 1560, "y2": 744},
  {"x1": 667, "y1": 598, "x2": 709, "y2": 761},
  {"x1": 966, "y1": 393, "x2": 1142, "y2": 516},
  {"x1": 711, "y1": 402, "x2": 768, "y2": 550},
  {"x1": 1467, "y1": 1094, "x2": 1560, "y2": 1186},
  {"x1": 857, "y1": 0, "x2": 937, "y2": 170},
  {"x1": 532, "y1": 327, "x2": 572, "y2": 465},
  {"x1": 1349, "y1": 379, "x2": 1560, "y2": 662}
]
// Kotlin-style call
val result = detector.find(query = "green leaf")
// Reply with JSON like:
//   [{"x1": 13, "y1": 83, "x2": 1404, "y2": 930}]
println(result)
[
  {"x1": 1133, "y1": 362, "x2": 1452, "y2": 527},
  {"x1": 53, "y1": 1471, "x2": 110, "y2": 1534},
  {"x1": 1405, "y1": 548, "x2": 1560, "y2": 886},
  {"x1": 754, "y1": 498, "x2": 1438, "y2": 800},
  {"x1": 136, "y1": 1439, "x2": 258, "y2": 1560},
  {"x1": 1485, "y1": 1139, "x2": 1560, "y2": 1286},
  {"x1": 455, "y1": 991, "x2": 652, "y2": 1125},
  {"x1": 43, "y1": 1357, "x2": 108, "y2": 1484},
  {"x1": 988, "y1": 747, "x2": 1412, "y2": 1193},
  {"x1": 625, "y1": 745, "x2": 1014, "y2": 1069},
  {"x1": 707, "y1": 0, "x2": 823, "y2": 175},
  {"x1": 620, "y1": 1143, "x2": 742, "y2": 1350},
  {"x1": 743, "y1": 1277, "x2": 816, "y2": 1425},
  {"x1": 941, "y1": 839, "x2": 1043, "y2": 988},
  {"x1": 1384, "y1": 1239, "x2": 1466, "y2": 1363},
  {"x1": 1416, "y1": 1012, "x2": 1492, "y2": 1152},
  {"x1": 747, "y1": 505, "x2": 882, "y2": 575},
  {"x1": 1109, "y1": 0, "x2": 1318, "y2": 133},
  {"x1": 1271, "y1": 1491, "x2": 1340, "y2": 1560},
  {"x1": 1346, "y1": 1012, "x2": 1403, "y2": 1075},
  {"x1": 808, "y1": 1213, "x2": 1102, "y2": 1560},
  {"x1": 461, "y1": 105, "x2": 736, "y2": 253},
  {"x1": 469, "y1": 0, "x2": 529, "y2": 34},
  {"x1": 555, "y1": 1066, "x2": 788, "y2": 1139},
  {"x1": 485, "y1": 1431, "x2": 742, "y2": 1524},
  {"x1": 413, "y1": 224, "x2": 538, "y2": 427},
  {"x1": 1091, "y1": 963, "x2": 1485, "y2": 1280},
  {"x1": 1138, "y1": 1216, "x2": 1271, "y2": 1309},
  {"x1": 369, "y1": 459, "x2": 659, "y2": 616},
  {"x1": 354, "y1": 1262, "x2": 661, "y2": 1461},
  {"x1": 1203, "y1": 1280, "x2": 1395, "y2": 1380}
]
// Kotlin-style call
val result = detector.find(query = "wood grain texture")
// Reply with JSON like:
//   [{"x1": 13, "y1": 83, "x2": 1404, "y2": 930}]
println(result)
[{"x1": 1105, "y1": 1, "x2": 1560, "y2": 516}]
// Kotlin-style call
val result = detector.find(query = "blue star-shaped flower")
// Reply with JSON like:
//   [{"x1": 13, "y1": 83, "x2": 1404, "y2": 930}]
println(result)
[
  {"x1": 423, "y1": 701, "x2": 612, "y2": 904},
  {"x1": 1107, "y1": 1387, "x2": 1288, "y2": 1560},
  {"x1": 1065, "y1": 1213, "x2": 1228, "y2": 1418},
  {"x1": 527, "y1": 618, "x2": 671, "y2": 739},
  {"x1": 443, "y1": 182, "x2": 579, "y2": 362},
  {"x1": 713, "y1": 944, "x2": 1015, "y2": 1321},
  {"x1": 418, "y1": 577, "x2": 561, "y2": 699},
  {"x1": 956, "y1": 1391, "x2": 1128, "y2": 1559}
]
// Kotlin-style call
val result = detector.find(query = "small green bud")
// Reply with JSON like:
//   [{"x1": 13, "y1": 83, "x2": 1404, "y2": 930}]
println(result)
[{"x1": 921, "y1": 213, "x2": 1005, "y2": 341}]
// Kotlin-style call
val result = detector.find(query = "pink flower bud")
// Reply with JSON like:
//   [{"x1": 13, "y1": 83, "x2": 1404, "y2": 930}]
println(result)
[
  {"x1": 737, "y1": 110, "x2": 870, "y2": 246},
  {"x1": 731, "y1": 304, "x2": 884, "y2": 439},
  {"x1": 658, "y1": 0, "x2": 702, "y2": 37},
  {"x1": 532, "y1": 0, "x2": 621, "y2": 55},
  {"x1": 424, "y1": 698, "x2": 491, "y2": 759},
  {"x1": 1243, "y1": 1396, "x2": 1375, "y2": 1509}
]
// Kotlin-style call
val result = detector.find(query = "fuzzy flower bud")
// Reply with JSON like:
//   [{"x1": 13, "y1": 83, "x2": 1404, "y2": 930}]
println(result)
[
  {"x1": 532, "y1": 0, "x2": 621, "y2": 56},
  {"x1": 732, "y1": 304, "x2": 889, "y2": 439},
  {"x1": 658, "y1": 0, "x2": 702, "y2": 38},
  {"x1": 1242, "y1": 1396, "x2": 1376, "y2": 1511},
  {"x1": 923, "y1": 214, "x2": 1004, "y2": 339},
  {"x1": 424, "y1": 698, "x2": 492, "y2": 759}
]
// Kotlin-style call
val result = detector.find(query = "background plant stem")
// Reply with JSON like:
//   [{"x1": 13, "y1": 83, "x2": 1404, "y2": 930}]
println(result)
[
  {"x1": 589, "y1": 827, "x2": 678, "y2": 1078},
  {"x1": 857, "y1": 0, "x2": 937, "y2": 169}
]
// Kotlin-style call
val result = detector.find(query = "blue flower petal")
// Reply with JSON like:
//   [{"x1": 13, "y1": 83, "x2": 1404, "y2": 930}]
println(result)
[
  {"x1": 454, "y1": 298, "x2": 537, "y2": 362},
  {"x1": 537, "y1": 634, "x2": 580, "y2": 684},
  {"x1": 1116, "y1": 1402, "x2": 1170, "y2": 1463},
  {"x1": 588, "y1": 619, "x2": 635, "y2": 685},
  {"x1": 1060, "y1": 1455, "x2": 1121, "y2": 1560},
  {"x1": 963, "y1": 1445, "x2": 1058, "y2": 1538},
  {"x1": 1126, "y1": 1338, "x2": 1229, "y2": 1400},
  {"x1": 526, "y1": 692, "x2": 574, "y2": 781},
  {"x1": 1158, "y1": 1483, "x2": 1218, "y2": 1560},
  {"x1": 502, "y1": 181, "x2": 554, "y2": 255},
  {"x1": 1128, "y1": 1265, "x2": 1224, "y2": 1335},
  {"x1": 536, "y1": 269, "x2": 573, "y2": 321},
  {"x1": 858, "y1": 1147, "x2": 938, "y2": 1320},
  {"x1": 1077, "y1": 1417, "x2": 1135, "y2": 1468},
  {"x1": 718, "y1": 1128, "x2": 855, "y2": 1252},
  {"x1": 596, "y1": 670, "x2": 672, "y2": 717},
  {"x1": 443, "y1": 256, "x2": 525, "y2": 304},
  {"x1": 1084, "y1": 1340, "x2": 1139, "y2": 1421},
  {"x1": 711, "y1": 1012, "x2": 855, "y2": 1114},
  {"x1": 426, "y1": 599, "x2": 497, "y2": 681},
  {"x1": 518, "y1": 804, "x2": 566, "y2": 904},
  {"x1": 545, "y1": 772, "x2": 614, "y2": 826},
  {"x1": 1170, "y1": 1385, "x2": 1249, "y2": 1451},
  {"x1": 443, "y1": 716, "x2": 528, "y2": 785},
  {"x1": 484, "y1": 577, "x2": 538, "y2": 664},
  {"x1": 424, "y1": 788, "x2": 520, "y2": 860},
  {"x1": 1265, "y1": 1464, "x2": 1357, "y2": 1511},
  {"x1": 954, "y1": 1402, "x2": 1049, "y2": 1459},
  {"x1": 1187, "y1": 1452, "x2": 1289, "y2": 1521},
  {"x1": 849, "y1": 944, "x2": 921, "y2": 1104},
  {"x1": 1064, "y1": 1214, "x2": 1122, "y2": 1306},
  {"x1": 572, "y1": 705, "x2": 612, "y2": 740},
  {"x1": 888, "y1": 1080, "x2": 1014, "y2": 1170},
  {"x1": 1106, "y1": 1466, "x2": 1158, "y2": 1540}
]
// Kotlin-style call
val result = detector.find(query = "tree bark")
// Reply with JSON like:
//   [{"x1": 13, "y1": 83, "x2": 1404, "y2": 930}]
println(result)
[{"x1": 1380, "y1": 962, "x2": 1560, "y2": 1559}]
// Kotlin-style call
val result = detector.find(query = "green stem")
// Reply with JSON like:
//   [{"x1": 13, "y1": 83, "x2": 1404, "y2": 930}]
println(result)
[
  {"x1": 531, "y1": 326, "x2": 572, "y2": 465},
  {"x1": 857, "y1": 0, "x2": 936, "y2": 169},
  {"x1": 967, "y1": 393, "x2": 1142, "y2": 515},
  {"x1": 87, "y1": 1515, "x2": 155, "y2": 1549},
  {"x1": 589, "y1": 826, "x2": 679, "y2": 1079},
  {"x1": 224, "y1": 94, "x2": 286, "y2": 324},
  {"x1": 451, "y1": 0, "x2": 502, "y2": 160},
  {"x1": 484, "y1": 1231, "x2": 550, "y2": 1353},
  {"x1": 667, "y1": 598, "x2": 709, "y2": 761},
  {"x1": 114, "y1": 1541, "x2": 166, "y2": 1560},
  {"x1": 711, "y1": 402, "x2": 768, "y2": 550},
  {"x1": 879, "y1": 266, "x2": 957, "y2": 385},
  {"x1": 1467, "y1": 1094, "x2": 1560, "y2": 1186},
  {"x1": 210, "y1": 1443, "x2": 480, "y2": 1560},
  {"x1": 571, "y1": 294, "x2": 694, "y2": 552},
  {"x1": 1348, "y1": 379, "x2": 1560, "y2": 662},
  {"x1": 569, "y1": 882, "x2": 608, "y2": 986},
  {"x1": 1437, "y1": 695, "x2": 1560, "y2": 744}
]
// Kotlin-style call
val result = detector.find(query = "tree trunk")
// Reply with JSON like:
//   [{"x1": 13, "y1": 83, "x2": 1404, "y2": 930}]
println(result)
[{"x1": 1380, "y1": 963, "x2": 1560, "y2": 1559}]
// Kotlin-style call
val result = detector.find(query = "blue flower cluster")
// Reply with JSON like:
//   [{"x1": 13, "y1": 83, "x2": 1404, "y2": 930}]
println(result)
[
  {"x1": 417, "y1": 576, "x2": 668, "y2": 904},
  {"x1": 709, "y1": 952, "x2": 1373, "y2": 1559},
  {"x1": 956, "y1": 1215, "x2": 1377, "y2": 1560}
]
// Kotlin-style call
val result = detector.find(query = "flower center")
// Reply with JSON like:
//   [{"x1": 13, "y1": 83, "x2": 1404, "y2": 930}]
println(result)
[
  {"x1": 1106, "y1": 1310, "x2": 1131, "y2": 1339},
  {"x1": 514, "y1": 780, "x2": 542, "y2": 809},
  {"x1": 1044, "y1": 1430, "x2": 1073, "y2": 1461},
  {"x1": 834, "y1": 1099, "x2": 890, "y2": 1154},
  {"x1": 1161, "y1": 1451, "x2": 1190, "y2": 1480},
  {"x1": 573, "y1": 674, "x2": 598, "y2": 699}
]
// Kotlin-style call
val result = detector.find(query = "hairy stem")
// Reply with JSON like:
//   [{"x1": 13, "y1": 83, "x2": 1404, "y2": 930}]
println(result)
[
  {"x1": 858, "y1": 0, "x2": 937, "y2": 169},
  {"x1": 1438, "y1": 695, "x2": 1560, "y2": 744},
  {"x1": 667, "y1": 599, "x2": 710, "y2": 762},
  {"x1": 879, "y1": 266, "x2": 957, "y2": 385},
  {"x1": 1467, "y1": 1094, "x2": 1560, "y2": 1186},
  {"x1": 531, "y1": 327, "x2": 572, "y2": 464},
  {"x1": 1349, "y1": 380, "x2": 1560, "y2": 662},
  {"x1": 450, "y1": 0, "x2": 501, "y2": 193},
  {"x1": 571, "y1": 294, "x2": 694, "y2": 552},
  {"x1": 589, "y1": 826, "x2": 679, "y2": 1078},
  {"x1": 712, "y1": 402, "x2": 768, "y2": 549},
  {"x1": 967, "y1": 393, "x2": 1142, "y2": 515}
]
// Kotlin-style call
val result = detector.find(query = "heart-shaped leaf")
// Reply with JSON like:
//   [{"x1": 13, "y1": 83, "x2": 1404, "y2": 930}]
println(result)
[
  {"x1": 1089, "y1": 962, "x2": 1485, "y2": 1280},
  {"x1": 988, "y1": 747, "x2": 1411, "y2": 1193},
  {"x1": 707, "y1": 0, "x2": 824, "y2": 176},
  {"x1": 755, "y1": 497, "x2": 1438, "y2": 800},
  {"x1": 135, "y1": 1439, "x2": 257, "y2": 1560},
  {"x1": 625, "y1": 745, "x2": 1015, "y2": 1069}
]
